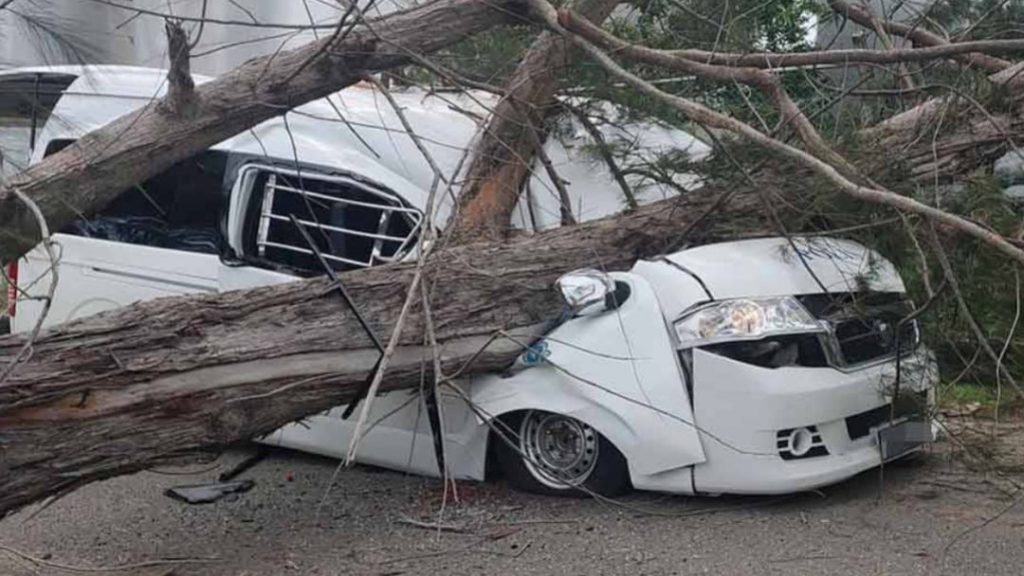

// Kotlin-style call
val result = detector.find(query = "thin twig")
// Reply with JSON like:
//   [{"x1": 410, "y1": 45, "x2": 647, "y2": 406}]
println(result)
[
  {"x1": 1, "y1": 189, "x2": 58, "y2": 384},
  {"x1": 525, "y1": 121, "x2": 576, "y2": 225},
  {"x1": 397, "y1": 516, "x2": 469, "y2": 533},
  {"x1": 344, "y1": 74, "x2": 452, "y2": 464},
  {"x1": 563, "y1": 103, "x2": 638, "y2": 211},
  {"x1": 993, "y1": 268, "x2": 1021, "y2": 433},
  {"x1": 81, "y1": 0, "x2": 339, "y2": 29},
  {"x1": 0, "y1": 544, "x2": 217, "y2": 573}
]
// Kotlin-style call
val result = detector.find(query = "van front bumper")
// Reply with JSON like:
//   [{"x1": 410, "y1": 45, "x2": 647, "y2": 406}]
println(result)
[{"x1": 688, "y1": 347, "x2": 937, "y2": 495}]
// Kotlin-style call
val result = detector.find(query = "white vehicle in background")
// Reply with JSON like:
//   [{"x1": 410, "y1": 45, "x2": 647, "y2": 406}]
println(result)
[{"x1": 2, "y1": 66, "x2": 937, "y2": 496}]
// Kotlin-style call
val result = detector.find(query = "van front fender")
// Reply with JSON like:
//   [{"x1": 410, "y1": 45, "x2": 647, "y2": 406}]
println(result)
[{"x1": 468, "y1": 272, "x2": 706, "y2": 477}]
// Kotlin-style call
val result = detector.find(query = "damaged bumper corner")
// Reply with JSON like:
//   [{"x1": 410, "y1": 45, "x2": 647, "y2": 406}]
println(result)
[{"x1": 690, "y1": 346, "x2": 938, "y2": 495}]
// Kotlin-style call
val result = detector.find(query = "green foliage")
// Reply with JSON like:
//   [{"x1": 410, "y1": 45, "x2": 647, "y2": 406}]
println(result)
[
  {"x1": 942, "y1": 382, "x2": 1000, "y2": 407},
  {"x1": 804, "y1": 172, "x2": 1024, "y2": 389},
  {"x1": 930, "y1": 0, "x2": 1024, "y2": 44},
  {"x1": 627, "y1": 0, "x2": 821, "y2": 52},
  {"x1": 405, "y1": 25, "x2": 537, "y2": 87},
  {"x1": 413, "y1": 0, "x2": 1024, "y2": 394},
  {"x1": 420, "y1": 0, "x2": 825, "y2": 127}
]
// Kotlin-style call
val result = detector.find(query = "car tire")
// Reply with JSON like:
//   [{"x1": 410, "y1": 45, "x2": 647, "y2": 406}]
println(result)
[{"x1": 494, "y1": 410, "x2": 631, "y2": 497}]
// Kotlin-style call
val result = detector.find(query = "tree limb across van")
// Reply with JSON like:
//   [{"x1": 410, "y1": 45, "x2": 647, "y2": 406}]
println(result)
[
  {"x1": 0, "y1": 184, "x2": 767, "y2": 517},
  {"x1": 0, "y1": 0, "x2": 529, "y2": 264}
]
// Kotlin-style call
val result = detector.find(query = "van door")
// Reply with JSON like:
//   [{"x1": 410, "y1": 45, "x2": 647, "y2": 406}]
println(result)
[
  {"x1": 10, "y1": 142, "x2": 229, "y2": 331},
  {"x1": 0, "y1": 71, "x2": 77, "y2": 178}
]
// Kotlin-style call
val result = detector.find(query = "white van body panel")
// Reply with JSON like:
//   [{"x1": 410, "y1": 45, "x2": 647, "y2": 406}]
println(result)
[
  {"x1": 15, "y1": 234, "x2": 219, "y2": 329},
  {"x1": 635, "y1": 237, "x2": 906, "y2": 321},
  {"x1": 263, "y1": 272, "x2": 706, "y2": 490},
  {"x1": 469, "y1": 272, "x2": 706, "y2": 485},
  {"x1": 690, "y1": 347, "x2": 937, "y2": 494},
  {"x1": 260, "y1": 388, "x2": 491, "y2": 482}
]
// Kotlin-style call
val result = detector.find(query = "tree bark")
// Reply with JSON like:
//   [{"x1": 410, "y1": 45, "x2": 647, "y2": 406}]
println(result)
[
  {"x1": 858, "y1": 62, "x2": 1024, "y2": 184},
  {"x1": 2, "y1": 0, "x2": 1022, "y2": 521},
  {"x1": 0, "y1": 0, "x2": 527, "y2": 264},
  {"x1": 0, "y1": 186, "x2": 765, "y2": 517},
  {"x1": 448, "y1": 0, "x2": 621, "y2": 242}
]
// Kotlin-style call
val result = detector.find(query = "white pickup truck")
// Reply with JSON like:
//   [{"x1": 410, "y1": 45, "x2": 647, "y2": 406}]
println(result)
[{"x1": 3, "y1": 65, "x2": 937, "y2": 496}]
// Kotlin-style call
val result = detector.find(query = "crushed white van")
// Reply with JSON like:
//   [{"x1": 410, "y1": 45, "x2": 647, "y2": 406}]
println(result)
[{"x1": 2, "y1": 66, "x2": 937, "y2": 496}]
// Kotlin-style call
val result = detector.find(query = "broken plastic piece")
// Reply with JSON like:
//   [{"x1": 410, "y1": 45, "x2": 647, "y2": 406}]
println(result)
[{"x1": 165, "y1": 479, "x2": 255, "y2": 505}]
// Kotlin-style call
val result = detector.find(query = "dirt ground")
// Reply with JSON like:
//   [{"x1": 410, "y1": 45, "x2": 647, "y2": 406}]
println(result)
[{"x1": 2, "y1": 420, "x2": 1023, "y2": 576}]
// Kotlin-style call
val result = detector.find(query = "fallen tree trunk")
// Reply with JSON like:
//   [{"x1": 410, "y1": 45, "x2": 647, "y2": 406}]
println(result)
[
  {"x1": 860, "y1": 62, "x2": 1024, "y2": 183},
  {"x1": 3, "y1": 68, "x2": 1021, "y2": 519},
  {"x1": 3, "y1": 0, "x2": 1022, "y2": 521},
  {"x1": 0, "y1": 187, "x2": 766, "y2": 517}
]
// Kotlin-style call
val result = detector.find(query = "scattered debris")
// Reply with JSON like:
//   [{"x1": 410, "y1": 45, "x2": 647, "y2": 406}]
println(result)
[{"x1": 165, "y1": 480, "x2": 255, "y2": 505}]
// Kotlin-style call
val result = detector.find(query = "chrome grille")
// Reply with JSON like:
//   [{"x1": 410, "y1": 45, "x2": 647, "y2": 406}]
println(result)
[{"x1": 799, "y1": 293, "x2": 920, "y2": 368}]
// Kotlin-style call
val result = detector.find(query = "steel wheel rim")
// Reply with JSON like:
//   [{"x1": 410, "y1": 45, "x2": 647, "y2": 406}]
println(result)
[{"x1": 519, "y1": 411, "x2": 599, "y2": 489}]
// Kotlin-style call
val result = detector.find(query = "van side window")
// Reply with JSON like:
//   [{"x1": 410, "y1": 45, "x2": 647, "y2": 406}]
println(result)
[
  {"x1": 237, "y1": 165, "x2": 421, "y2": 273},
  {"x1": 0, "y1": 72, "x2": 76, "y2": 180},
  {"x1": 56, "y1": 147, "x2": 229, "y2": 255}
]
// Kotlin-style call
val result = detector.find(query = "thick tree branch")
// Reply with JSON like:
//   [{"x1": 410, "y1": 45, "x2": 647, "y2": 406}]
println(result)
[
  {"x1": 448, "y1": 0, "x2": 620, "y2": 242},
  {"x1": 828, "y1": 0, "x2": 1012, "y2": 73},
  {"x1": 0, "y1": 183, "x2": 768, "y2": 517},
  {"x1": 663, "y1": 37, "x2": 1024, "y2": 70},
  {"x1": 162, "y1": 19, "x2": 197, "y2": 116}
]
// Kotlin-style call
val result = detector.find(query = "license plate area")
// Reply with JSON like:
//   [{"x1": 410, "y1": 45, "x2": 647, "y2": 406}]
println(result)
[{"x1": 877, "y1": 420, "x2": 932, "y2": 462}]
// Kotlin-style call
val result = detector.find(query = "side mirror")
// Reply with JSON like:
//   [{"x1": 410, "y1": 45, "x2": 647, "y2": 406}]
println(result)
[{"x1": 556, "y1": 269, "x2": 614, "y2": 316}]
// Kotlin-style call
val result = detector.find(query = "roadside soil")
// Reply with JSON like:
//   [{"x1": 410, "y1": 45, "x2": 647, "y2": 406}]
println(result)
[{"x1": 1, "y1": 416, "x2": 1022, "y2": 576}]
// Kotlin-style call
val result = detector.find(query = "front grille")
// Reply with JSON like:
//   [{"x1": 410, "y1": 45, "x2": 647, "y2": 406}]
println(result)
[
  {"x1": 833, "y1": 316, "x2": 918, "y2": 365},
  {"x1": 845, "y1": 390, "x2": 928, "y2": 440},
  {"x1": 799, "y1": 293, "x2": 919, "y2": 367}
]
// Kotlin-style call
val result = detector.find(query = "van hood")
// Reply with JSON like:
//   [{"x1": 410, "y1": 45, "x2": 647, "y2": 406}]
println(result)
[
  {"x1": 632, "y1": 237, "x2": 906, "y2": 321},
  {"x1": 664, "y1": 237, "x2": 905, "y2": 300}
]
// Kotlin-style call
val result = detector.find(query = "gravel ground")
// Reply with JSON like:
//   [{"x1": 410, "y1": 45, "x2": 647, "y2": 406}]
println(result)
[{"x1": 2, "y1": 428, "x2": 1023, "y2": 576}]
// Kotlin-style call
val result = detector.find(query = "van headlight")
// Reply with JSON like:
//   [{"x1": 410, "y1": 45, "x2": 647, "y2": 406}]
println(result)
[{"x1": 674, "y1": 296, "x2": 824, "y2": 348}]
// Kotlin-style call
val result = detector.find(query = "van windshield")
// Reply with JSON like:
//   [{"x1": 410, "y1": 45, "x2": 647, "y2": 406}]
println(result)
[{"x1": 56, "y1": 145, "x2": 228, "y2": 255}]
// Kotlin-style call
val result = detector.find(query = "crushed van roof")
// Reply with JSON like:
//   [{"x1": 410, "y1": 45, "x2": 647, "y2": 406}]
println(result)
[{"x1": 3, "y1": 65, "x2": 710, "y2": 229}]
